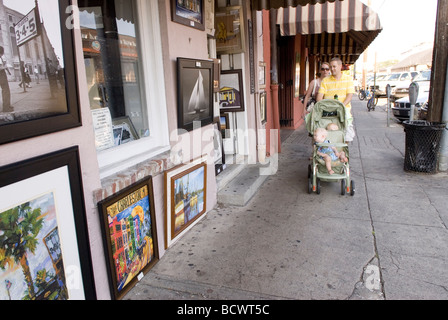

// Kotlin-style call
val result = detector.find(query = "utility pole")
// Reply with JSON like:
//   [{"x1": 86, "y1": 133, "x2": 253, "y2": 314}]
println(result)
[
  {"x1": 428, "y1": 0, "x2": 447, "y2": 122},
  {"x1": 428, "y1": 0, "x2": 448, "y2": 171}
]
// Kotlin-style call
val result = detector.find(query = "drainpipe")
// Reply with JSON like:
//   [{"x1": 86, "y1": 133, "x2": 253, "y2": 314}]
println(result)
[{"x1": 438, "y1": 63, "x2": 448, "y2": 171}]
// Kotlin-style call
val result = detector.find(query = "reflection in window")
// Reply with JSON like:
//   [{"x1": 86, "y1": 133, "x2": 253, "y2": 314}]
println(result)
[{"x1": 79, "y1": 0, "x2": 149, "y2": 151}]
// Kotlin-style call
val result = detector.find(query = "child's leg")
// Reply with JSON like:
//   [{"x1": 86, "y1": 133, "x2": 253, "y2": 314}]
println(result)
[{"x1": 323, "y1": 155, "x2": 334, "y2": 174}]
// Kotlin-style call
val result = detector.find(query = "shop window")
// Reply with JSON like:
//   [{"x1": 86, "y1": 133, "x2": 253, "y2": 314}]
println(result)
[{"x1": 78, "y1": 0, "x2": 169, "y2": 177}]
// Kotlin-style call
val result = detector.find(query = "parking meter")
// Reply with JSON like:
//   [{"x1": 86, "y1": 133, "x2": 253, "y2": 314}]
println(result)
[
  {"x1": 409, "y1": 82, "x2": 419, "y2": 120},
  {"x1": 409, "y1": 82, "x2": 419, "y2": 105},
  {"x1": 386, "y1": 84, "x2": 391, "y2": 127},
  {"x1": 386, "y1": 84, "x2": 391, "y2": 98}
]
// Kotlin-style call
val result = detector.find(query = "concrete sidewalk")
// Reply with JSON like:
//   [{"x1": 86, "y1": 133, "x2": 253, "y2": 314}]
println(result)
[{"x1": 125, "y1": 97, "x2": 448, "y2": 300}]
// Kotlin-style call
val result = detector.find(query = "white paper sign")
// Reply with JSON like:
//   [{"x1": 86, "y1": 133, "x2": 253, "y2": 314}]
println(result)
[{"x1": 92, "y1": 108, "x2": 114, "y2": 151}]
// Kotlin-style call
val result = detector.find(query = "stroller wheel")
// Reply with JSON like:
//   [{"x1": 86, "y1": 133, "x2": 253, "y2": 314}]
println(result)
[
  {"x1": 308, "y1": 177, "x2": 313, "y2": 194},
  {"x1": 316, "y1": 179, "x2": 321, "y2": 195},
  {"x1": 308, "y1": 164, "x2": 312, "y2": 178},
  {"x1": 350, "y1": 180, "x2": 355, "y2": 196},
  {"x1": 341, "y1": 179, "x2": 346, "y2": 195}
]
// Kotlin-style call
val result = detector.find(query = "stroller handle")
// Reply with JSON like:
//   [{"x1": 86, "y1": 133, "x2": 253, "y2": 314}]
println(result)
[{"x1": 315, "y1": 142, "x2": 348, "y2": 148}]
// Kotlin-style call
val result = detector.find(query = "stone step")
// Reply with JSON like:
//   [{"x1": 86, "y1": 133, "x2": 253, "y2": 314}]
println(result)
[{"x1": 217, "y1": 163, "x2": 271, "y2": 206}]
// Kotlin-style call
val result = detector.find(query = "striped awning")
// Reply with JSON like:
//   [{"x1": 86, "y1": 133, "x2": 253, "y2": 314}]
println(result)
[
  {"x1": 277, "y1": 0, "x2": 382, "y2": 64},
  {"x1": 252, "y1": 0, "x2": 341, "y2": 10}
]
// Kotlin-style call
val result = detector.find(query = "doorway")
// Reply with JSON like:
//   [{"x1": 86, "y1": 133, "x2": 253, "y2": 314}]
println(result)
[{"x1": 277, "y1": 35, "x2": 295, "y2": 128}]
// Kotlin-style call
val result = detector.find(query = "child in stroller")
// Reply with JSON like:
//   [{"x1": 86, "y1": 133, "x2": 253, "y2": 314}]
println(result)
[
  {"x1": 314, "y1": 126, "x2": 348, "y2": 175},
  {"x1": 306, "y1": 99, "x2": 355, "y2": 195}
]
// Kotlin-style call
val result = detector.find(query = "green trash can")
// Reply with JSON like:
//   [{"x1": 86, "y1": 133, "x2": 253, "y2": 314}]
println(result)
[{"x1": 402, "y1": 120, "x2": 446, "y2": 173}]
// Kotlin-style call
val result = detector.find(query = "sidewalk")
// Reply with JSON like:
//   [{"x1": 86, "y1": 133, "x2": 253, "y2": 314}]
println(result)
[
  {"x1": 125, "y1": 97, "x2": 448, "y2": 300},
  {"x1": 0, "y1": 79, "x2": 66, "y2": 122}
]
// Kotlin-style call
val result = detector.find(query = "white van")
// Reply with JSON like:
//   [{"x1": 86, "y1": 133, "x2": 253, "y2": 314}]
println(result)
[{"x1": 377, "y1": 71, "x2": 419, "y2": 97}]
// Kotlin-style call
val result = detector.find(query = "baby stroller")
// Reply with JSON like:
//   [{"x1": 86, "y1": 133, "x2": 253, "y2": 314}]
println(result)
[{"x1": 306, "y1": 99, "x2": 355, "y2": 196}]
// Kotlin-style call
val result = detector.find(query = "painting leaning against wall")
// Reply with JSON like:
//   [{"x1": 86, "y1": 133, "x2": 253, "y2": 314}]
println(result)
[{"x1": 97, "y1": 177, "x2": 159, "y2": 300}]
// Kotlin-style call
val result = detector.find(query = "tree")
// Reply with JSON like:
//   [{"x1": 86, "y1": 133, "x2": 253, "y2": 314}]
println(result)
[{"x1": 0, "y1": 203, "x2": 45, "y2": 299}]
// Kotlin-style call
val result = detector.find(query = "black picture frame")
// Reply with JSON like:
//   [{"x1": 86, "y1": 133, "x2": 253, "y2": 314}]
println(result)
[
  {"x1": 177, "y1": 57, "x2": 214, "y2": 132},
  {"x1": 0, "y1": 0, "x2": 81, "y2": 145},
  {"x1": 171, "y1": 0, "x2": 205, "y2": 31},
  {"x1": 219, "y1": 69, "x2": 245, "y2": 113},
  {"x1": 97, "y1": 177, "x2": 159, "y2": 300},
  {"x1": 0, "y1": 147, "x2": 96, "y2": 300}
]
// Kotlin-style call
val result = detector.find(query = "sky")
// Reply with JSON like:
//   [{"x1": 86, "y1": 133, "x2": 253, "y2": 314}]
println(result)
[{"x1": 359, "y1": 0, "x2": 438, "y2": 65}]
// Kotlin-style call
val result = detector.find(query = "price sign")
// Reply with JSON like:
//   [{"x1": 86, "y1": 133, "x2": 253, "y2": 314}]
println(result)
[{"x1": 15, "y1": 8, "x2": 39, "y2": 47}]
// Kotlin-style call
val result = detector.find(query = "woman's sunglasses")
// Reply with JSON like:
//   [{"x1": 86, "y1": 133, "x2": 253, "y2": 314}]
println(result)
[{"x1": 321, "y1": 67, "x2": 330, "y2": 71}]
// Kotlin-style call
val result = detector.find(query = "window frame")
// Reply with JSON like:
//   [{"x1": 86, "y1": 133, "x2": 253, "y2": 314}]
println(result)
[{"x1": 83, "y1": 0, "x2": 170, "y2": 178}]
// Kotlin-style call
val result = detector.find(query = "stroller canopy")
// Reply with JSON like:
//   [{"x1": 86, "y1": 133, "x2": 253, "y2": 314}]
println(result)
[{"x1": 306, "y1": 99, "x2": 348, "y2": 134}]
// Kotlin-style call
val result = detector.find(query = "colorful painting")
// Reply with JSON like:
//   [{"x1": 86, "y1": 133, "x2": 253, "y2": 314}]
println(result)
[
  {"x1": 98, "y1": 178, "x2": 159, "y2": 300},
  {"x1": 171, "y1": 0, "x2": 205, "y2": 31},
  {"x1": 0, "y1": 193, "x2": 68, "y2": 300},
  {"x1": 165, "y1": 155, "x2": 208, "y2": 248},
  {"x1": 0, "y1": 147, "x2": 97, "y2": 300},
  {"x1": 172, "y1": 164, "x2": 205, "y2": 234},
  {"x1": 219, "y1": 69, "x2": 245, "y2": 112}
]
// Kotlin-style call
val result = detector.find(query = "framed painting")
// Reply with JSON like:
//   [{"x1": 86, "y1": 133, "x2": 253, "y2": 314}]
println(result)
[
  {"x1": 219, "y1": 69, "x2": 245, "y2": 113},
  {"x1": 171, "y1": 0, "x2": 205, "y2": 31},
  {"x1": 177, "y1": 58, "x2": 214, "y2": 132},
  {"x1": 219, "y1": 113, "x2": 230, "y2": 138},
  {"x1": 260, "y1": 91, "x2": 267, "y2": 124},
  {"x1": 97, "y1": 177, "x2": 159, "y2": 300},
  {"x1": 215, "y1": 6, "x2": 245, "y2": 54},
  {"x1": 258, "y1": 62, "x2": 267, "y2": 89},
  {"x1": 164, "y1": 155, "x2": 207, "y2": 249},
  {"x1": 0, "y1": 147, "x2": 96, "y2": 300},
  {"x1": 0, "y1": 0, "x2": 81, "y2": 145}
]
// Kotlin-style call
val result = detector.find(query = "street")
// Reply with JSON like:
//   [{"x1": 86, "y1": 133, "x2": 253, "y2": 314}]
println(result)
[{"x1": 0, "y1": 77, "x2": 66, "y2": 121}]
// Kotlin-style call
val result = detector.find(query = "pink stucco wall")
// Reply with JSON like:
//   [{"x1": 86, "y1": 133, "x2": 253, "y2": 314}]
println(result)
[{"x1": 0, "y1": 0, "x2": 217, "y2": 300}]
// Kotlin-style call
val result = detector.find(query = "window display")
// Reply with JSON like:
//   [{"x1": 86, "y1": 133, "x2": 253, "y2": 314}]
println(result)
[{"x1": 79, "y1": 0, "x2": 149, "y2": 151}]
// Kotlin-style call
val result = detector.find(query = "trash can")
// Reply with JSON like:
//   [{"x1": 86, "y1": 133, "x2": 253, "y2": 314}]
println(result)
[{"x1": 402, "y1": 120, "x2": 446, "y2": 173}]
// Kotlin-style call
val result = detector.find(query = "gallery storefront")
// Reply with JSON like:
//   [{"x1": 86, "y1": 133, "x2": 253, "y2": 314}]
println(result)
[
  {"x1": 0, "y1": 0, "x2": 342, "y2": 300},
  {"x1": 0, "y1": 0, "x2": 263, "y2": 300}
]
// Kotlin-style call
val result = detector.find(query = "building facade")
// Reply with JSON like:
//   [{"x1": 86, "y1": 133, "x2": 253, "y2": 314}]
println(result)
[
  {"x1": 2, "y1": 0, "x2": 379, "y2": 300},
  {"x1": 0, "y1": 0, "x2": 279, "y2": 300}
]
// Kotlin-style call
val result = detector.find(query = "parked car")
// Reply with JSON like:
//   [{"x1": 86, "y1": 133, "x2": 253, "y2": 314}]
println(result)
[
  {"x1": 391, "y1": 70, "x2": 431, "y2": 121},
  {"x1": 366, "y1": 74, "x2": 387, "y2": 91},
  {"x1": 391, "y1": 95, "x2": 427, "y2": 121},
  {"x1": 392, "y1": 70, "x2": 431, "y2": 100},
  {"x1": 377, "y1": 71, "x2": 419, "y2": 97}
]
